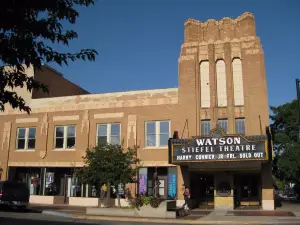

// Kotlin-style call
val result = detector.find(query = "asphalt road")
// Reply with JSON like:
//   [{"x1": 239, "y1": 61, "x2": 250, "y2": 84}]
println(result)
[
  {"x1": 0, "y1": 208, "x2": 296, "y2": 225},
  {"x1": 0, "y1": 211, "x2": 177, "y2": 225}
]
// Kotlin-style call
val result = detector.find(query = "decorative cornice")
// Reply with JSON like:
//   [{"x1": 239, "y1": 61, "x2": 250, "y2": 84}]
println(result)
[
  {"x1": 184, "y1": 12, "x2": 254, "y2": 27},
  {"x1": 0, "y1": 88, "x2": 179, "y2": 115},
  {"x1": 181, "y1": 36, "x2": 257, "y2": 49},
  {"x1": 8, "y1": 161, "x2": 84, "y2": 167}
]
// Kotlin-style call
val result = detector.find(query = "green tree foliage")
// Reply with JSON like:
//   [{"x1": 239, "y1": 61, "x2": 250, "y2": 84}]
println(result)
[
  {"x1": 277, "y1": 143, "x2": 300, "y2": 183},
  {"x1": 270, "y1": 99, "x2": 300, "y2": 192},
  {"x1": 0, "y1": 0, "x2": 97, "y2": 113},
  {"x1": 77, "y1": 143, "x2": 140, "y2": 207},
  {"x1": 270, "y1": 100, "x2": 299, "y2": 154}
]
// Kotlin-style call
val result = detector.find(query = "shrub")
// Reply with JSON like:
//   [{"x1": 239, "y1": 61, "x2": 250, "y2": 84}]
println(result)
[
  {"x1": 150, "y1": 197, "x2": 163, "y2": 208},
  {"x1": 133, "y1": 195, "x2": 164, "y2": 209},
  {"x1": 134, "y1": 196, "x2": 144, "y2": 210},
  {"x1": 141, "y1": 196, "x2": 152, "y2": 205}
]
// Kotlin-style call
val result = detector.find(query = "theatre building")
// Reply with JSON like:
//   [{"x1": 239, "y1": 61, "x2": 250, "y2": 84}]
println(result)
[{"x1": 0, "y1": 12, "x2": 274, "y2": 210}]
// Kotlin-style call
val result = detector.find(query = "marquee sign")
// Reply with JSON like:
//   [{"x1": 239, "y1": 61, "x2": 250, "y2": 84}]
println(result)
[{"x1": 168, "y1": 128, "x2": 269, "y2": 164}]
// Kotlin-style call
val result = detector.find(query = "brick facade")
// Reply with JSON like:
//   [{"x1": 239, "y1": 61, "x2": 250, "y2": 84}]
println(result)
[{"x1": 0, "y1": 12, "x2": 274, "y2": 210}]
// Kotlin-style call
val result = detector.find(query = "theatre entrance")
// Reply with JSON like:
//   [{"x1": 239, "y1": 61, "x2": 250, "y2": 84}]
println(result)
[
  {"x1": 234, "y1": 173, "x2": 261, "y2": 209},
  {"x1": 190, "y1": 172, "x2": 214, "y2": 209}
]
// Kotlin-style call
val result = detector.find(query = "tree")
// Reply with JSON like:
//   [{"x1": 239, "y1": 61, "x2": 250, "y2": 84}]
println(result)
[
  {"x1": 270, "y1": 99, "x2": 299, "y2": 154},
  {"x1": 77, "y1": 143, "x2": 140, "y2": 207},
  {"x1": 277, "y1": 143, "x2": 300, "y2": 184},
  {"x1": 270, "y1": 99, "x2": 300, "y2": 194},
  {"x1": 0, "y1": 0, "x2": 97, "y2": 113}
]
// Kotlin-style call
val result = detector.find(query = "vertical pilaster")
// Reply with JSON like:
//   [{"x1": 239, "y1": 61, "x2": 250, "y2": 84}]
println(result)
[
  {"x1": 214, "y1": 172, "x2": 234, "y2": 210},
  {"x1": 261, "y1": 162, "x2": 274, "y2": 210},
  {"x1": 177, "y1": 166, "x2": 190, "y2": 206}
]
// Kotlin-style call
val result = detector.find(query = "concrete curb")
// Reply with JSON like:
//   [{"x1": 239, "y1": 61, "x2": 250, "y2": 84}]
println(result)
[
  {"x1": 42, "y1": 210, "x2": 73, "y2": 218},
  {"x1": 72, "y1": 214, "x2": 298, "y2": 224}
]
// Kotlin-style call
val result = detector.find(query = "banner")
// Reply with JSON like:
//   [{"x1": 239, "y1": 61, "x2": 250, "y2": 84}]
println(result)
[
  {"x1": 168, "y1": 174, "x2": 177, "y2": 198},
  {"x1": 139, "y1": 174, "x2": 147, "y2": 195}
]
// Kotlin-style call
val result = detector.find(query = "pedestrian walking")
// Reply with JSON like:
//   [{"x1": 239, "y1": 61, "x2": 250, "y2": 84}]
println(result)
[{"x1": 183, "y1": 186, "x2": 191, "y2": 211}]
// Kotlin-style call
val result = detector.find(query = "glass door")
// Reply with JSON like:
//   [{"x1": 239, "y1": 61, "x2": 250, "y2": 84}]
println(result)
[
  {"x1": 239, "y1": 174, "x2": 260, "y2": 207},
  {"x1": 198, "y1": 175, "x2": 214, "y2": 206},
  {"x1": 158, "y1": 176, "x2": 167, "y2": 199}
]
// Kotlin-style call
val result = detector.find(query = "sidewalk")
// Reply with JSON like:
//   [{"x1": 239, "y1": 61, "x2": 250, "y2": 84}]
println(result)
[
  {"x1": 72, "y1": 211, "x2": 300, "y2": 224},
  {"x1": 30, "y1": 203, "x2": 300, "y2": 224}
]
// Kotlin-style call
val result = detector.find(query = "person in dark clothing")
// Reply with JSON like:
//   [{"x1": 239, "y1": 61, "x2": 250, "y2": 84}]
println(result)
[{"x1": 183, "y1": 186, "x2": 191, "y2": 211}]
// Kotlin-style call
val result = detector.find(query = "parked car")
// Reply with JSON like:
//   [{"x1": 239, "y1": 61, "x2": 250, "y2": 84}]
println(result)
[{"x1": 0, "y1": 180, "x2": 30, "y2": 210}]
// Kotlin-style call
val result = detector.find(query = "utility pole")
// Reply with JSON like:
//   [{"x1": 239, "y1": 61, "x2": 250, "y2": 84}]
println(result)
[{"x1": 296, "y1": 79, "x2": 300, "y2": 137}]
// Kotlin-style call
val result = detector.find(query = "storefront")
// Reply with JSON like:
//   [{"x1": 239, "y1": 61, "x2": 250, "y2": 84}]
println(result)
[
  {"x1": 138, "y1": 166, "x2": 177, "y2": 200},
  {"x1": 8, "y1": 166, "x2": 130, "y2": 206},
  {"x1": 168, "y1": 127, "x2": 274, "y2": 210},
  {"x1": 7, "y1": 167, "x2": 94, "y2": 203}
]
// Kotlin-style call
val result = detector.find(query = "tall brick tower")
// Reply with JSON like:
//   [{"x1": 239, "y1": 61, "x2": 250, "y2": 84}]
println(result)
[{"x1": 178, "y1": 12, "x2": 269, "y2": 137}]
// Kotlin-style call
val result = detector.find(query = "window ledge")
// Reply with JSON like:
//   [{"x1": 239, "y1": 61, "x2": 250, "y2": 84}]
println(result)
[
  {"x1": 53, "y1": 149, "x2": 76, "y2": 152},
  {"x1": 143, "y1": 147, "x2": 168, "y2": 150},
  {"x1": 15, "y1": 149, "x2": 35, "y2": 152}
]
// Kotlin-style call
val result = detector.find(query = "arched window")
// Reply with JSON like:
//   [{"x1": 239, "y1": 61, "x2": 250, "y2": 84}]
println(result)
[
  {"x1": 232, "y1": 58, "x2": 244, "y2": 106},
  {"x1": 200, "y1": 61, "x2": 210, "y2": 108},
  {"x1": 216, "y1": 60, "x2": 227, "y2": 107}
]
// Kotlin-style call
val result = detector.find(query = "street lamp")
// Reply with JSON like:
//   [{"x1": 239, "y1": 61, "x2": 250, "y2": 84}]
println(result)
[{"x1": 296, "y1": 79, "x2": 300, "y2": 137}]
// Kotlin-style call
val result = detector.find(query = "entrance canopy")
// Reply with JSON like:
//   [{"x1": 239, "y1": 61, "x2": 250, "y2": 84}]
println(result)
[{"x1": 168, "y1": 126, "x2": 273, "y2": 165}]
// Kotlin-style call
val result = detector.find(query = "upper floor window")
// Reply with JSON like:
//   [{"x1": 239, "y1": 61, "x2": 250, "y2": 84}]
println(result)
[
  {"x1": 200, "y1": 61, "x2": 210, "y2": 108},
  {"x1": 232, "y1": 58, "x2": 244, "y2": 106},
  {"x1": 218, "y1": 119, "x2": 228, "y2": 133},
  {"x1": 201, "y1": 120, "x2": 211, "y2": 136},
  {"x1": 216, "y1": 60, "x2": 227, "y2": 107},
  {"x1": 55, "y1": 125, "x2": 76, "y2": 149},
  {"x1": 16, "y1": 127, "x2": 36, "y2": 150},
  {"x1": 145, "y1": 121, "x2": 170, "y2": 147},
  {"x1": 97, "y1": 123, "x2": 121, "y2": 145},
  {"x1": 235, "y1": 118, "x2": 245, "y2": 135}
]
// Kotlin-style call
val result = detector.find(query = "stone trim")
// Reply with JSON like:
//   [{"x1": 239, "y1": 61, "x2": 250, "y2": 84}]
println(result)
[
  {"x1": 127, "y1": 115, "x2": 137, "y2": 147},
  {"x1": 53, "y1": 115, "x2": 79, "y2": 121},
  {"x1": 184, "y1": 12, "x2": 254, "y2": 27},
  {"x1": 1, "y1": 88, "x2": 178, "y2": 115},
  {"x1": 93, "y1": 112, "x2": 124, "y2": 119},
  {"x1": 140, "y1": 161, "x2": 174, "y2": 167},
  {"x1": 1, "y1": 122, "x2": 11, "y2": 152},
  {"x1": 16, "y1": 118, "x2": 38, "y2": 123},
  {"x1": 8, "y1": 161, "x2": 84, "y2": 167},
  {"x1": 178, "y1": 55, "x2": 195, "y2": 62},
  {"x1": 262, "y1": 200, "x2": 275, "y2": 210}
]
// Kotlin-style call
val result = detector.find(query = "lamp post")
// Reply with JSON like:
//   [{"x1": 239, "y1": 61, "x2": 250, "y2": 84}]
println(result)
[{"x1": 296, "y1": 79, "x2": 300, "y2": 137}]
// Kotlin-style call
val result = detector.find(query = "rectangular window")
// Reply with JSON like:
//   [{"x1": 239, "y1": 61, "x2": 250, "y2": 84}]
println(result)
[
  {"x1": 147, "y1": 180, "x2": 153, "y2": 196},
  {"x1": 200, "y1": 61, "x2": 210, "y2": 108},
  {"x1": 54, "y1": 125, "x2": 76, "y2": 149},
  {"x1": 145, "y1": 121, "x2": 170, "y2": 147},
  {"x1": 235, "y1": 118, "x2": 245, "y2": 134},
  {"x1": 218, "y1": 119, "x2": 228, "y2": 133},
  {"x1": 97, "y1": 123, "x2": 121, "y2": 145},
  {"x1": 16, "y1": 127, "x2": 36, "y2": 150},
  {"x1": 201, "y1": 120, "x2": 211, "y2": 136}
]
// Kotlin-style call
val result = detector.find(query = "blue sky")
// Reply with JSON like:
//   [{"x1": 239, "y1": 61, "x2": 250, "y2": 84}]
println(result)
[{"x1": 50, "y1": 0, "x2": 300, "y2": 107}]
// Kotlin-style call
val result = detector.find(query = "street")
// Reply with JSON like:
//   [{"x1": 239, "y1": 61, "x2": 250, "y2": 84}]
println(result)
[
  {"x1": 0, "y1": 199, "x2": 298, "y2": 225},
  {"x1": 0, "y1": 211, "x2": 178, "y2": 225},
  {"x1": 0, "y1": 210, "x2": 297, "y2": 225}
]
